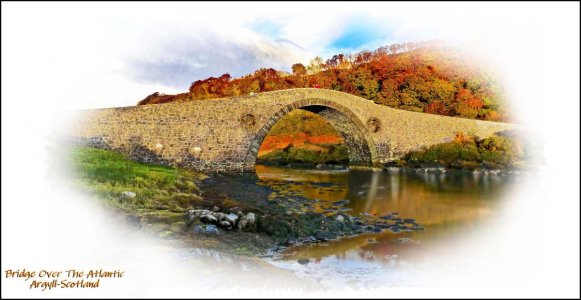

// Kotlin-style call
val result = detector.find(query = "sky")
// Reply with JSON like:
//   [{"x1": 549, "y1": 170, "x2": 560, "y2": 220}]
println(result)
[{"x1": 4, "y1": 2, "x2": 561, "y2": 109}]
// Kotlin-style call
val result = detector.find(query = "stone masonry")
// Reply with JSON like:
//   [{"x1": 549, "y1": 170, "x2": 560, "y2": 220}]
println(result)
[{"x1": 69, "y1": 88, "x2": 518, "y2": 172}]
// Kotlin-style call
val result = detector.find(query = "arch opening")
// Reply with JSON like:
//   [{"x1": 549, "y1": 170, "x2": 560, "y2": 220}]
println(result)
[{"x1": 246, "y1": 100, "x2": 379, "y2": 170}]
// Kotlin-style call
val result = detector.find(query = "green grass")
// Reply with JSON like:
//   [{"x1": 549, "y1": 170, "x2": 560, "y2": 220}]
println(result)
[
  {"x1": 400, "y1": 134, "x2": 525, "y2": 170},
  {"x1": 257, "y1": 144, "x2": 349, "y2": 165},
  {"x1": 69, "y1": 147, "x2": 205, "y2": 213}
]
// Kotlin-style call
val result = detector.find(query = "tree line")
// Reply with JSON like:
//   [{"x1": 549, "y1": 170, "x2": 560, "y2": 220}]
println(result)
[{"x1": 139, "y1": 41, "x2": 506, "y2": 121}]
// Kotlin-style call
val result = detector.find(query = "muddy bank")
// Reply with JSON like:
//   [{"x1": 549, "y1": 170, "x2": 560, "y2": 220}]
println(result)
[{"x1": 193, "y1": 171, "x2": 424, "y2": 255}]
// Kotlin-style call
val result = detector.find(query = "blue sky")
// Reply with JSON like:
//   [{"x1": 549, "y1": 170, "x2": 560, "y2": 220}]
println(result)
[
  {"x1": 122, "y1": 14, "x2": 401, "y2": 91},
  {"x1": 329, "y1": 19, "x2": 391, "y2": 51},
  {"x1": 7, "y1": 2, "x2": 510, "y2": 108},
  {"x1": 249, "y1": 16, "x2": 394, "y2": 57}
]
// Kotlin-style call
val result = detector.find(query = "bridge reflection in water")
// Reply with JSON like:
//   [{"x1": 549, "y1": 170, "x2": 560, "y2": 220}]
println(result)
[{"x1": 254, "y1": 164, "x2": 516, "y2": 264}]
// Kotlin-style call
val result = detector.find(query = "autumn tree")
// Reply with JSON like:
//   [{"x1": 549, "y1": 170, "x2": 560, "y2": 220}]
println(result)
[
  {"x1": 307, "y1": 56, "x2": 326, "y2": 74},
  {"x1": 142, "y1": 41, "x2": 505, "y2": 121},
  {"x1": 291, "y1": 63, "x2": 307, "y2": 76}
]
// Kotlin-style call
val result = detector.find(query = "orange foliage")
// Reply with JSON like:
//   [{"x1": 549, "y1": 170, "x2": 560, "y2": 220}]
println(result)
[
  {"x1": 138, "y1": 41, "x2": 505, "y2": 121},
  {"x1": 258, "y1": 133, "x2": 343, "y2": 156}
]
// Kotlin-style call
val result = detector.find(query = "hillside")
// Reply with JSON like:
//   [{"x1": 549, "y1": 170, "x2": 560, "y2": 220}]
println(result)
[
  {"x1": 137, "y1": 42, "x2": 508, "y2": 164},
  {"x1": 256, "y1": 110, "x2": 347, "y2": 165},
  {"x1": 138, "y1": 42, "x2": 506, "y2": 122}
]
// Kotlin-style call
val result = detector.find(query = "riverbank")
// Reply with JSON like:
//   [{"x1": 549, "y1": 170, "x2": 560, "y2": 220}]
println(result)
[
  {"x1": 69, "y1": 145, "x2": 529, "y2": 258},
  {"x1": 69, "y1": 147, "x2": 431, "y2": 256}
]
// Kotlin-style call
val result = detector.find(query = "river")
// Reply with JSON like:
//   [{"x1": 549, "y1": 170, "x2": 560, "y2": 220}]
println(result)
[{"x1": 251, "y1": 164, "x2": 518, "y2": 288}]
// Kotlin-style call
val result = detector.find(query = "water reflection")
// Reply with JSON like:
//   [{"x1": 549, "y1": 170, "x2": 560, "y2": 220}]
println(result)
[{"x1": 255, "y1": 164, "x2": 515, "y2": 264}]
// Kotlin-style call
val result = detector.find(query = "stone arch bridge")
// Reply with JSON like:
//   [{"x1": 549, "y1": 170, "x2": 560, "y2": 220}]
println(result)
[{"x1": 70, "y1": 88, "x2": 517, "y2": 172}]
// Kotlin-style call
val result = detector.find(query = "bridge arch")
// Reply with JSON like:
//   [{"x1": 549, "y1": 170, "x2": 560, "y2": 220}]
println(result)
[{"x1": 245, "y1": 98, "x2": 380, "y2": 169}]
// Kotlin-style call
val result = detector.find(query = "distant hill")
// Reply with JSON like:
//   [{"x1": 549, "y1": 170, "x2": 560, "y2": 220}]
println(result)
[
  {"x1": 257, "y1": 110, "x2": 345, "y2": 163},
  {"x1": 138, "y1": 41, "x2": 507, "y2": 122}
]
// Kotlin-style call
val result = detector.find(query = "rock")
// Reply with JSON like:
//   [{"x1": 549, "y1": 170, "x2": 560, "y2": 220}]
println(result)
[
  {"x1": 224, "y1": 213, "x2": 239, "y2": 226},
  {"x1": 121, "y1": 191, "x2": 136, "y2": 198},
  {"x1": 187, "y1": 209, "x2": 210, "y2": 224},
  {"x1": 305, "y1": 236, "x2": 318, "y2": 243},
  {"x1": 193, "y1": 224, "x2": 219, "y2": 235},
  {"x1": 397, "y1": 237, "x2": 414, "y2": 244},
  {"x1": 218, "y1": 221, "x2": 233, "y2": 230},
  {"x1": 212, "y1": 212, "x2": 225, "y2": 221},
  {"x1": 316, "y1": 164, "x2": 324, "y2": 169},
  {"x1": 212, "y1": 206, "x2": 220, "y2": 212},
  {"x1": 335, "y1": 215, "x2": 345, "y2": 222},
  {"x1": 188, "y1": 209, "x2": 210, "y2": 219},
  {"x1": 188, "y1": 209, "x2": 209, "y2": 217},
  {"x1": 332, "y1": 200, "x2": 350, "y2": 206},
  {"x1": 237, "y1": 213, "x2": 256, "y2": 231},
  {"x1": 297, "y1": 259, "x2": 310, "y2": 265},
  {"x1": 229, "y1": 206, "x2": 242, "y2": 214},
  {"x1": 403, "y1": 218, "x2": 416, "y2": 224},
  {"x1": 200, "y1": 214, "x2": 217, "y2": 223}
]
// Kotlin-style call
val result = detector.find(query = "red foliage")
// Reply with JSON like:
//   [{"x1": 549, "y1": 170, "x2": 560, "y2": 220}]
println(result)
[{"x1": 138, "y1": 42, "x2": 505, "y2": 121}]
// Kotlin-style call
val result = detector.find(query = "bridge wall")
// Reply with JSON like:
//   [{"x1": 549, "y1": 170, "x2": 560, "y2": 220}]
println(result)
[{"x1": 70, "y1": 89, "x2": 517, "y2": 172}]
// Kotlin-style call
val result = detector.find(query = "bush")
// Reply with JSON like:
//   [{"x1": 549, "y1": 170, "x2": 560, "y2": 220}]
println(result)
[{"x1": 402, "y1": 132, "x2": 523, "y2": 169}]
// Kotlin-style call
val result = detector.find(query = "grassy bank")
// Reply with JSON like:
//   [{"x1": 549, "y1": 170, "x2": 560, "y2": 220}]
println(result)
[
  {"x1": 398, "y1": 132, "x2": 525, "y2": 170},
  {"x1": 69, "y1": 146, "x2": 377, "y2": 252},
  {"x1": 69, "y1": 147, "x2": 207, "y2": 228},
  {"x1": 257, "y1": 144, "x2": 349, "y2": 165}
]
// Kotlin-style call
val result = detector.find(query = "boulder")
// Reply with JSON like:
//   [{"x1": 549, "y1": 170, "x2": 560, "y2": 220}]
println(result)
[
  {"x1": 236, "y1": 212, "x2": 256, "y2": 231},
  {"x1": 212, "y1": 206, "x2": 220, "y2": 212},
  {"x1": 200, "y1": 213, "x2": 218, "y2": 223},
  {"x1": 193, "y1": 224, "x2": 219, "y2": 235},
  {"x1": 187, "y1": 209, "x2": 211, "y2": 224},
  {"x1": 121, "y1": 191, "x2": 136, "y2": 198},
  {"x1": 212, "y1": 212, "x2": 225, "y2": 221},
  {"x1": 335, "y1": 215, "x2": 345, "y2": 222},
  {"x1": 219, "y1": 221, "x2": 233, "y2": 230},
  {"x1": 224, "y1": 213, "x2": 239, "y2": 226}
]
